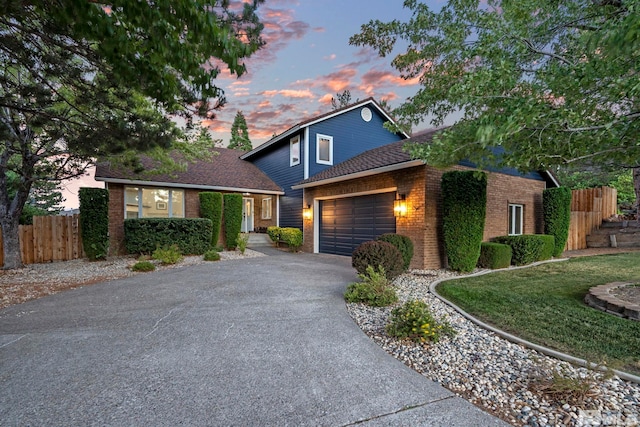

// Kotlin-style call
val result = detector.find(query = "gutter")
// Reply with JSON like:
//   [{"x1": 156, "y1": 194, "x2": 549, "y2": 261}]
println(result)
[
  {"x1": 428, "y1": 259, "x2": 640, "y2": 385},
  {"x1": 95, "y1": 177, "x2": 284, "y2": 195}
]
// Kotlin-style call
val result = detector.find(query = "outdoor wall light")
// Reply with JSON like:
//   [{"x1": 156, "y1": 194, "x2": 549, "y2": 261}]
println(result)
[
  {"x1": 394, "y1": 194, "x2": 407, "y2": 218},
  {"x1": 303, "y1": 204, "x2": 313, "y2": 220}
]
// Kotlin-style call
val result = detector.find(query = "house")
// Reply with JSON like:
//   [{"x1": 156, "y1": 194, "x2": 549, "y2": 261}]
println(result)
[
  {"x1": 240, "y1": 98, "x2": 408, "y2": 229},
  {"x1": 291, "y1": 129, "x2": 560, "y2": 269},
  {"x1": 95, "y1": 148, "x2": 284, "y2": 254}
]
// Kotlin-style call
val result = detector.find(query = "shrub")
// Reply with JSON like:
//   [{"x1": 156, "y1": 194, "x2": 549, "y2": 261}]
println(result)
[
  {"x1": 477, "y1": 242, "x2": 512, "y2": 269},
  {"x1": 386, "y1": 300, "x2": 455, "y2": 343},
  {"x1": 344, "y1": 265, "x2": 398, "y2": 307},
  {"x1": 377, "y1": 233, "x2": 414, "y2": 270},
  {"x1": 199, "y1": 192, "x2": 223, "y2": 248},
  {"x1": 538, "y1": 235, "x2": 556, "y2": 261},
  {"x1": 79, "y1": 187, "x2": 109, "y2": 260},
  {"x1": 124, "y1": 218, "x2": 212, "y2": 255},
  {"x1": 237, "y1": 233, "x2": 250, "y2": 254},
  {"x1": 352, "y1": 240, "x2": 404, "y2": 280},
  {"x1": 203, "y1": 249, "x2": 221, "y2": 261},
  {"x1": 267, "y1": 226, "x2": 281, "y2": 245},
  {"x1": 441, "y1": 171, "x2": 487, "y2": 272},
  {"x1": 152, "y1": 244, "x2": 183, "y2": 265},
  {"x1": 543, "y1": 187, "x2": 572, "y2": 257},
  {"x1": 280, "y1": 227, "x2": 303, "y2": 252},
  {"x1": 131, "y1": 260, "x2": 156, "y2": 272},
  {"x1": 494, "y1": 235, "x2": 555, "y2": 266},
  {"x1": 223, "y1": 193, "x2": 243, "y2": 250}
]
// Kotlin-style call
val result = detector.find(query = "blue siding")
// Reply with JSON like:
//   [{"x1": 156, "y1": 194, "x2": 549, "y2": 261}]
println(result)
[
  {"x1": 280, "y1": 193, "x2": 303, "y2": 229},
  {"x1": 308, "y1": 107, "x2": 403, "y2": 177}
]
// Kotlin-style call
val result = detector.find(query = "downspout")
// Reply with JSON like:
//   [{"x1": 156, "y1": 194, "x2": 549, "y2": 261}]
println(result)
[{"x1": 304, "y1": 127, "x2": 310, "y2": 180}]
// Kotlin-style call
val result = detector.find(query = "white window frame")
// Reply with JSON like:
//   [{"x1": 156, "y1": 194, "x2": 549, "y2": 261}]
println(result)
[
  {"x1": 508, "y1": 204, "x2": 523, "y2": 236},
  {"x1": 290, "y1": 135, "x2": 300, "y2": 166},
  {"x1": 124, "y1": 186, "x2": 185, "y2": 219},
  {"x1": 261, "y1": 197, "x2": 272, "y2": 220},
  {"x1": 316, "y1": 134, "x2": 333, "y2": 165}
]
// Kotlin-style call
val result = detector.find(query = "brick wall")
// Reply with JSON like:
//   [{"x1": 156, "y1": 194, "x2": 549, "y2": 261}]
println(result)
[{"x1": 301, "y1": 165, "x2": 547, "y2": 270}]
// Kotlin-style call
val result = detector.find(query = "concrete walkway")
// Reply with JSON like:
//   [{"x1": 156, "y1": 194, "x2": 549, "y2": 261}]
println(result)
[{"x1": 0, "y1": 252, "x2": 507, "y2": 426}]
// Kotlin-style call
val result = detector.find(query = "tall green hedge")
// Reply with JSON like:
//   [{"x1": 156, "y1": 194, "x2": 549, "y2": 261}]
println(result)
[
  {"x1": 199, "y1": 192, "x2": 223, "y2": 248},
  {"x1": 441, "y1": 171, "x2": 487, "y2": 272},
  {"x1": 223, "y1": 193, "x2": 243, "y2": 250},
  {"x1": 79, "y1": 187, "x2": 109, "y2": 260},
  {"x1": 543, "y1": 187, "x2": 572, "y2": 257},
  {"x1": 124, "y1": 218, "x2": 212, "y2": 255}
]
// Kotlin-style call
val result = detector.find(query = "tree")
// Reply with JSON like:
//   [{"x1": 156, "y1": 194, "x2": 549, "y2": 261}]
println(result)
[
  {"x1": 351, "y1": 0, "x2": 640, "y2": 215},
  {"x1": 0, "y1": 1, "x2": 264, "y2": 269},
  {"x1": 331, "y1": 90, "x2": 359, "y2": 110},
  {"x1": 228, "y1": 111, "x2": 253, "y2": 151}
]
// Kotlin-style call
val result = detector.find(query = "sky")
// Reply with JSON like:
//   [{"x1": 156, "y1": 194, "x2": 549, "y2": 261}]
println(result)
[{"x1": 61, "y1": 0, "x2": 445, "y2": 209}]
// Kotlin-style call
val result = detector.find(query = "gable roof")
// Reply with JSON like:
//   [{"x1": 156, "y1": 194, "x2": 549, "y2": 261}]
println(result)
[
  {"x1": 95, "y1": 148, "x2": 284, "y2": 194},
  {"x1": 292, "y1": 128, "x2": 560, "y2": 189},
  {"x1": 240, "y1": 98, "x2": 410, "y2": 160}
]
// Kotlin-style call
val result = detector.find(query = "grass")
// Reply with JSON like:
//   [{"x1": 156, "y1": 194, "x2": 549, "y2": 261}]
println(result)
[{"x1": 437, "y1": 253, "x2": 640, "y2": 375}]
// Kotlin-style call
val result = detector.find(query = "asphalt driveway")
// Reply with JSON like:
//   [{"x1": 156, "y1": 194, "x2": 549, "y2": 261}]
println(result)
[{"x1": 0, "y1": 252, "x2": 507, "y2": 426}]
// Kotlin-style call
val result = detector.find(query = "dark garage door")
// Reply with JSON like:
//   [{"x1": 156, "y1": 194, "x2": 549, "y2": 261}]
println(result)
[{"x1": 319, "y1": 192, "x2": 396, "y2": 256}]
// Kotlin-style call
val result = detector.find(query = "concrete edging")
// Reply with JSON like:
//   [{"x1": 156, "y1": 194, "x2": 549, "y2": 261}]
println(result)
[{"x1": 428, "y1": 258, "x2": 640, "y2": 384}]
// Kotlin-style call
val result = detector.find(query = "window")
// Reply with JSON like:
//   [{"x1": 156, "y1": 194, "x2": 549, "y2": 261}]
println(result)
[
  {"x1": 316, "y1": 134, "x2": 333, "y2": 165},
  {"x1": 508, "y1": 204, "x2": 523, "y2": 235},
  {"x1": 261, "y1": 197, "x2": 272, "y2": 220},
  {"x1": 124, "y1": 186, "x2": 184, "y2": 219},
  {"x1": 290, "y1": 136, "x2": 300, "y2": 166}
]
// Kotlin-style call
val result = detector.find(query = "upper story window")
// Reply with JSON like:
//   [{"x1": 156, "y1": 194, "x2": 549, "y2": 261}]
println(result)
[
  {"x1": 125, "y1": 186, "x2": 184, "y2": 219},
  {"x1": 508, "y1": 204, "x2": 523, "y2": 235},
  {"x1": 261, "y1": 197, "x2": 272, "y2": 220},
  {"x1": 316, "y1": 134, "x2": 333, "y2": 165},
  {"x1": 290, "y1": 136, "x2": 300, "y2": 166}
]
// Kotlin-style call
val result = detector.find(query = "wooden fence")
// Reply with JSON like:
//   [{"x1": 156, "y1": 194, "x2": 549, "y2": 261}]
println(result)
[
  {"x1": 0, "y1": 215, "x2": 84, "y2": 265},
  {"x1": 566, "y1": 187, "x2": 617, "y2": 251}
]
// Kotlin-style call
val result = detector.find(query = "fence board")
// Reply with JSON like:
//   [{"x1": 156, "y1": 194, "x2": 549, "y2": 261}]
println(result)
[
  {"x1": 565, "y1": 186, "x2": 617, "y2": 251},
  {"x1": 0, "y1": 215, "x2": 83, "y2": 266}
]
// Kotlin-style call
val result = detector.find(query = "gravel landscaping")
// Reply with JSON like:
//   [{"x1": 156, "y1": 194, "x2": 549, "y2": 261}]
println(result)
[{"x1": 347, "y1": 269, "x2": 640, "y2": 427}]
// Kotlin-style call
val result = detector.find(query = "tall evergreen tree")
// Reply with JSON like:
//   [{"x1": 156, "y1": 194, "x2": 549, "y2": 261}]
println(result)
[{"x1": 228, "y1": 111, "x2": 253, "y2": 151}]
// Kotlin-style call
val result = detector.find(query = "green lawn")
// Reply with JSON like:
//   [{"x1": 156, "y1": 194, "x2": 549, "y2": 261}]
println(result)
[{"x1": 436, "y1": 253, "x2": 640, "y2": 375}]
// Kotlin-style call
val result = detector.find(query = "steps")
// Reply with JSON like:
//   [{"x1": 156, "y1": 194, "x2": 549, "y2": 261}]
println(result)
[
  {"x1": 586, "y1": 221, "x2": 640, "y2": 248},
  {"x1": 246, "y1": 232, "x2": 272, "y2": 247}
]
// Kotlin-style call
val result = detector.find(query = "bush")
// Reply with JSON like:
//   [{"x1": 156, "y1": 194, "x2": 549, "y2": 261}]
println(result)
[
  {"x1": 538, "y1": 235, "x2": 556, "y2": 261},
  {"x1": 377, "y1": 233, "x2": 414, "y2": 270},
  {"x1": 131, "y1": 260, "x2": 156, "y2": 272},
  {"x1": 237, "y1": 233, "x2": 250, "y2": 254},
  {"x1": 543, "y1": 187, "x2": 572, "y2": 257},
  {"x1": 152, "y1": 244, "x2": 183, "y2": 265},
  {"x1": 267, "y1": 226, "x2": 281, "y2": 245},
  {"x1": 203, "y1": 249, "x2": 221, "y2": 261},
  {"x1": 79, "y1": 187, "x2": 109, "y2": 260},
  {"x1": 223, "y1": 194, "x2": 243, "y2": 250},
  {"x1": 477, "y1": 242, "x2": 512, "y2": 269},
  {"x1": 352, "y1": 240, "x2": 404, "y2": 280},
  {"x1": 280, "y1": 227, "x2": 303, "y2": 252},
  {"x1": 344, "y1": 265, "x2": 398, "y2": 307},
  {"x1": 386, "y1": 300, "x2": 455, "y2": 343},
  {"x1": 441, "y1": 171, "x2": 487, "y2": 272},
  {"x1": 494, "y1": 234, "x2": 555, "y2": 266},
  {"x1": 124, "y1": 218, "x2": 212, "y2": 255},
  {"x1": 199, "y1": 192, "x2": 223, "y2": 248}
]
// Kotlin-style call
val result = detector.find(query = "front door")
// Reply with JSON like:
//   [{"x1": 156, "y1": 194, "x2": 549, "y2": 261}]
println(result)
[{"x1": 242, "y1": 198, "x2": 254, "y2": 232}]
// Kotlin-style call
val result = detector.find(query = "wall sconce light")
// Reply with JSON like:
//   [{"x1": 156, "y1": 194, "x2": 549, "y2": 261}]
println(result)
[
  {"x1": 303, "y1": 204, "x2": 312, "y2": 220},
  {"x1": 394, "y1": 194, "x2": 407, "y2": 218}
]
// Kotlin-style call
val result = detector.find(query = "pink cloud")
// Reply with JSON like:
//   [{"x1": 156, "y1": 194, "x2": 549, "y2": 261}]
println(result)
[
  {"x1": 260, "y1": 89, "x2": 314, "y2": 99},
  {"x1": 318, "y1": 94, "x2": 333, "y2": 105}
]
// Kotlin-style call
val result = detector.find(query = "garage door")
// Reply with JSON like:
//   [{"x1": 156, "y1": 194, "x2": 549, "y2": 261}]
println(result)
[{"x1": 319, "y1": 192, "x2": 396, "y2": 256}]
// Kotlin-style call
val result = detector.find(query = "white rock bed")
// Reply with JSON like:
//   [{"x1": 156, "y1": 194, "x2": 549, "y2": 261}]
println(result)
[{"x1": 346, "y1": 269, "x2": 640, "y2": 427}]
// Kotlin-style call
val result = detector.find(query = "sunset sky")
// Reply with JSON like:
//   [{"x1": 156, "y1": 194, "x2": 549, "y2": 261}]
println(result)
[{"x1": 62, "y1": 0, "x2": 446, "y2": 209}]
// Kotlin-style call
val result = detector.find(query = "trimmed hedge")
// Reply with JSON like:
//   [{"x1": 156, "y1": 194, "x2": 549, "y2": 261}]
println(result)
[
  {"x1": 199, "y1": 192, "x2": 223, "y2": 248},
  {"x1": 377, "y1": 233, "x2": 414, "y2": 270},
  {"x1": 538, "y1": 234, "x2": 556, "y2": 261},
  {"x1": 493, "y1": 234, "x2": 555, "y2": 266},
  {"x1": 124, "y1": 218, "x2": 212, "y2": 255},
  {"x1": 543, "y1": 187, "x2": 572, "y2": 257},
  {"x1": 79, "y1": 187, "x2": 109, "y2": 260},
  {"x1": 223, "y1": 193, "x2": 243, "y2": 250},
  {"x1": 352, "y1": 240, "x2": 404, "y2": 280},
  {"x1": 441, "y1": 171, "x2": 487, "y2": 272},
  {"x1": 477, "y1": 242, "x2": 512, "y2": 269},
  {"x1": 280, "y1": 227, "x2": 303, "y2": 251}
]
